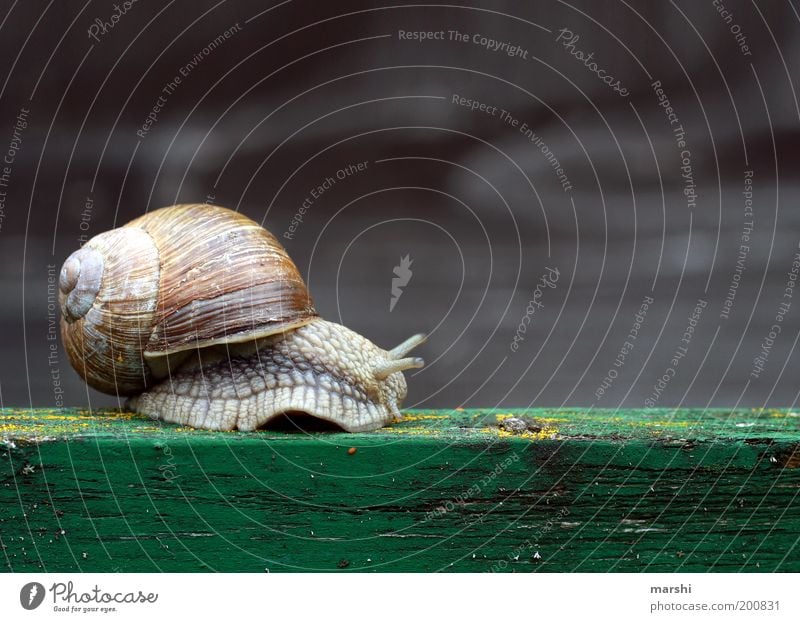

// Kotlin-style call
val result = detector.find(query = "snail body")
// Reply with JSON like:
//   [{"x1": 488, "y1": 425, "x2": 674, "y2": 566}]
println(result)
[{"x1": 59, "y1": 204, "x2": 425, "y2": 432}]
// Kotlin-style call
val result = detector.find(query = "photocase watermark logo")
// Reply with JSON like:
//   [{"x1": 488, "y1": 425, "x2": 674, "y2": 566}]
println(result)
[
  {"x1": 19, "y1": 582, "x2": 45, "y2": 610},
  {"x1": 390, "y1": 254, "x2": 414, "y2": 312},
  {"x1": 16, "y1": 581, "x2": 158, "y2": 614},
  {"x1": 509, "y1": 266, "x2": 560, "y2": 352}
]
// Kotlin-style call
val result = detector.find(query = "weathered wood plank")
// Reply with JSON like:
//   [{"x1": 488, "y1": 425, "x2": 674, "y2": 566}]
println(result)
[{"x1": 1, "y1": 408, "x2": 799, "y2": 572}]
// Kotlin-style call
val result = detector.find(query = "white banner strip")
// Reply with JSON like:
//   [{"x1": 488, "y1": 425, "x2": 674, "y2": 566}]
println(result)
[{"x1": 2, "y1": 572, "x2": 798, "y2": 621}]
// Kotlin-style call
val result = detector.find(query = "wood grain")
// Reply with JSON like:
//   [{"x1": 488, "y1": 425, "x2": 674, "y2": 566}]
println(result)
[{"x1": 1, "y1": 408, "x2": 798, "y2": 572}]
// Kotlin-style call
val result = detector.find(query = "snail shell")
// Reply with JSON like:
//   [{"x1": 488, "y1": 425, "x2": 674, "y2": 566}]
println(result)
[{"x1": 59, "y1": 204, "x2": 316, "y2": 395}]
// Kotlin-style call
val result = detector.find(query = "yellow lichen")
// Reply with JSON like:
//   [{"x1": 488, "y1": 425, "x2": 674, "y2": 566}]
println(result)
[
  {"x1": 399, "y1": 414, "x2": 448, "y2": 422},
  {"x1": 495, "y1": 426, "x2": 559, "y2": 441},
  {"x1": 385, "y1": 427, "x2": 437, "y2": 436},
  {"x1": 494, "y1": 413, "x2": 516, "y2": 421}
]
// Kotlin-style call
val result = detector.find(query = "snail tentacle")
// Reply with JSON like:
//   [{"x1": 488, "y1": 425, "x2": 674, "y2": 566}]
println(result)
[
  {"x1": 389, "y1": 333, "x2": 427, "y2": 359},
  {"x1": 374, "y1": 357, "x2": 424, "y2": 380}
]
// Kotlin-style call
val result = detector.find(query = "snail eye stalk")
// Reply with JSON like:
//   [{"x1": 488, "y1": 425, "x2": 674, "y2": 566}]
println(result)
[
  {"x1": 388, "y1": 333, "x2": 427, "y2": 359},
  {"x1": 374, "y1": 356, "x2": 425, "y2": 380}
]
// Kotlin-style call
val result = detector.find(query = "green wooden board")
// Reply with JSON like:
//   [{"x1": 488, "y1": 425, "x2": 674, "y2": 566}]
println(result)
[{"x1": 1, "y1": 408, "x2": 799, "y2": 572}]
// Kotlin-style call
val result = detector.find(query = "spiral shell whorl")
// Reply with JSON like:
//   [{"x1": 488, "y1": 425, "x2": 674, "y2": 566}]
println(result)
[
  {"x1": 59, "y1": 247, "x2": 105, "y2": 321},
  {"x1": 59, "y1": 227, "x2": 161, "y2": 395}
]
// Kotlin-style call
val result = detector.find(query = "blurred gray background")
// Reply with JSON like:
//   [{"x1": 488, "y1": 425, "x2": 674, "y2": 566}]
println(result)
[{"x1": 1, "y1": 0, "x2": 799, "y2": 412}]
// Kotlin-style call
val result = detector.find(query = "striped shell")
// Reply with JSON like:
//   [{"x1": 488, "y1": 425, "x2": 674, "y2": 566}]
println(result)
[{"x1": 59, "y1": 204, "x2": 317, "y2": 395}]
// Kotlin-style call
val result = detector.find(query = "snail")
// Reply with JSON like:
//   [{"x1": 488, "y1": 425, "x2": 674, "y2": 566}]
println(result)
[{"x1": 58, "y1": 204, "x2": 426, "y2": 432}]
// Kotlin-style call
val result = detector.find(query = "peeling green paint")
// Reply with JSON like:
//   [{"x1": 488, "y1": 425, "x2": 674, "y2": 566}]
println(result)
[{"x1": 1, "y1": 408, "x2": 798, "y2": 571}]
